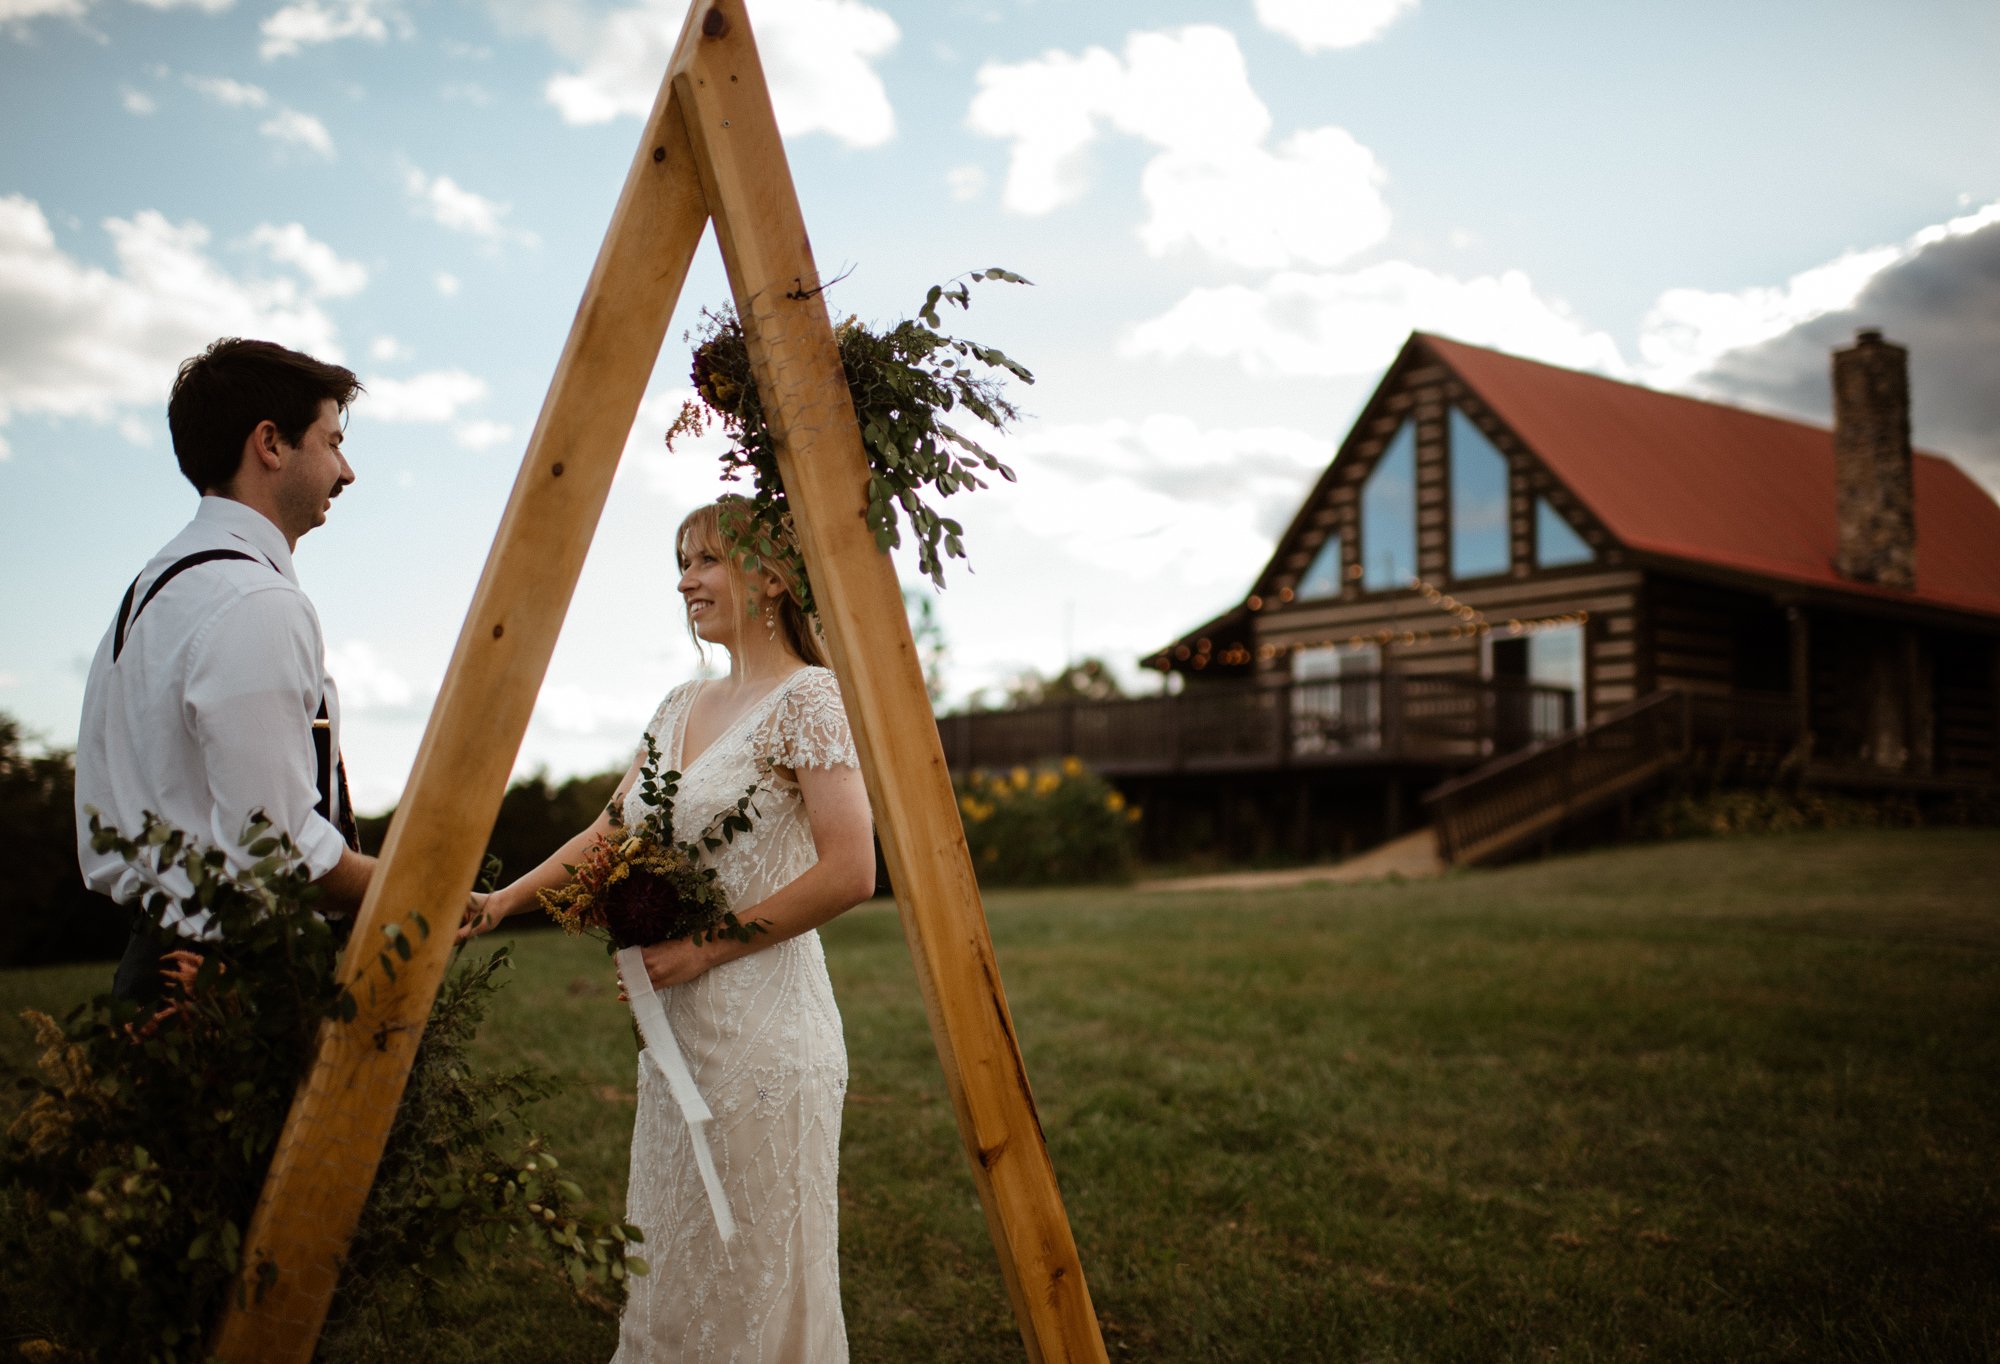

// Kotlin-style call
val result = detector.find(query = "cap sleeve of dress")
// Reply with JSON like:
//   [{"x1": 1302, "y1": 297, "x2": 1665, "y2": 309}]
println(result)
[{"x1": 762, "y1": 667, "x2": 858, "y2": 771}]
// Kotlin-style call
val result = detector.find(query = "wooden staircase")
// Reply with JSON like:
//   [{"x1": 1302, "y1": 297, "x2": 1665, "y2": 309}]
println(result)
[{"x1": 1424, "y1": 688, "x2": 1801, "y2": 866}]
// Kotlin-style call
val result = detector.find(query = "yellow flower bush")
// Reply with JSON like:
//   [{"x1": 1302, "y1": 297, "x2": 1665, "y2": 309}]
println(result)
[{"x1": 953, "y1": 757, "x2": 1137, "y2": 886}]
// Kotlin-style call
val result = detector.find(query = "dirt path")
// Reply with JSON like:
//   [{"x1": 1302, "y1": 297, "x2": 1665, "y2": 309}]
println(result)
[{"x1": 1134, "y1": 826, "x2": 1445, "y2": 893}]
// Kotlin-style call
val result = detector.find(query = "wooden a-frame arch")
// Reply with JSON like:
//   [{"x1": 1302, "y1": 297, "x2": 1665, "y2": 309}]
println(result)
[{"x1": 210, "y1": 3, "x2": 1106, "y2": 1359}]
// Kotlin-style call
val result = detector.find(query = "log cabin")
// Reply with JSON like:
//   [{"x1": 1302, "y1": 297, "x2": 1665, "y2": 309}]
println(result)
[{"x1": 940, "y1": 330, "x2": 2000, "y2": 863}]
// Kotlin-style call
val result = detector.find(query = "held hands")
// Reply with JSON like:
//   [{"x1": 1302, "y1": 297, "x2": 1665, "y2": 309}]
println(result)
[{"x1": 455, "y1": 889, "x2": 500, "y2": 944}]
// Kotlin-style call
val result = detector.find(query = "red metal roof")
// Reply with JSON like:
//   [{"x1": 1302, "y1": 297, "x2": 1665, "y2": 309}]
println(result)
[{"x1": 1421, "y1": 333, "x2": 2000, "y2": 621}]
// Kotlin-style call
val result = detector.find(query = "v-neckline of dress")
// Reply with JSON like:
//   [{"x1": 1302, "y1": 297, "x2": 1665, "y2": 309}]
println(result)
[{"x1": 672, "y1": 668, "x2": 808, "y2": 777}]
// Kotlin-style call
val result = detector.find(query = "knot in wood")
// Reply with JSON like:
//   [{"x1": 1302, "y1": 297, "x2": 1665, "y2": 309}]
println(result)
[{"x1": 702, "y1": 6, "x2": 728, "y2": 38}]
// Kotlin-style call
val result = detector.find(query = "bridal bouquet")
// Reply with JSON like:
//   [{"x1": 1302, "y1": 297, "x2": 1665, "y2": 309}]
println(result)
[{"x1": 538, "y1": 734, "x2": 766, "y2": 950}]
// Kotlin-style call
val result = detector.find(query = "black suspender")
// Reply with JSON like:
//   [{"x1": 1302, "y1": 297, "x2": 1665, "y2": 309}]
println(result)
[
  {"x1": 113, "y1": 549, "x2": 260, "y2": 661},
  {"x1": 110, "y1": 548, "x2": 358, "y2": 851}
]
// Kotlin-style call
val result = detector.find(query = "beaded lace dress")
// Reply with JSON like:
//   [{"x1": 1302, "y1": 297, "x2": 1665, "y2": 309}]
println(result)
[{"x1": 611, "y1": 666, "x2": 854, "y2": 1364}]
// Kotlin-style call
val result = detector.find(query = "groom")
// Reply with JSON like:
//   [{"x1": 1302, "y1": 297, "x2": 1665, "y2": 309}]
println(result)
[{"x1": 75, "y1": 338, "x2": 378, "y2": 1000}]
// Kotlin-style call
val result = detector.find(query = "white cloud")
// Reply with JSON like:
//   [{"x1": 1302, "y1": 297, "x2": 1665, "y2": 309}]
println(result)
[
  {"x1": 534, "y1": 0, "x2": 898, "y2": 147},
  {"x1": 247, "y1": 222, "x2": 365, "y2": 297},
  {"x1": 186, "y1": 73, "x2": 269, "y2": 107},
  {"x1": 455, "y1": 418, "x2": 515, "y2": 450},
  {"x1": 1126, "y1": 261, "x2": 1626, "y2": 378},
  {"x1": 326, "y1": 640, "x2": 416, "y2": 711},
  {"x1": 0, "y1": 195, "x2": 343, "y2": 441},
  {"x1": 363, "y1": 368, "x2": 488, "y2": 422},
  {"x1": 402, "y1": 165, "x2": 536, "y2": 246},
  {"x1": 368, "y1": 334, "x2": 407, "y2": 362},
  {"x1": 259, "y1": 107, "x2": 335, "y2": 157},
  {"x1": 132, "y1": 0, "x2": 234, "y2": 10},
  {"x1": 1140, "y1": 125, "x2": 1388, "y2": 270},
  {"x1": 184, "y1": 73, "x2": 333, "y2": 157},
  {"x1": 966, "y1": 44, "x2": 1121, "y2": 214},
  {"x1": 1635, "y1": 200, "x2": 2000, "y2": 389},
  {"x1": 260, "y1": 0, "x2": 404, "y2": 59},
  {"x1": 618, "y1": 387, "x2": 737, "y2": 497},
  {"x1": 1254, "y1": 0, "x2": 1418, "y2": 52},
  {"x1": 122, "y1": 88, "x2": 158, "y2": 116},
  {"x1": 995, "y1": 413, "x2": 1330, "y2": 581},
  {"x1": 969, "y1": 26, "x2": 1389, "y2": 270},
  {"x1": 0, "y1": 0, "x2": 87, "y2": 27},
  {"x1": 530, "y1": 681, "x2": 663, "y2": 739},
  {"x1": 434, "y1": 271, "x2": 460, "y2": 296},
  {"x1": 946, "y1": 164, "x2": 986, "y2": 203}
]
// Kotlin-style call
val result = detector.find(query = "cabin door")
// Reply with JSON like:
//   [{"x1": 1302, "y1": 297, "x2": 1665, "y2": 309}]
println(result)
[{"x1": 1490, "y1": 636, "x2": 1532, "y2": 752}]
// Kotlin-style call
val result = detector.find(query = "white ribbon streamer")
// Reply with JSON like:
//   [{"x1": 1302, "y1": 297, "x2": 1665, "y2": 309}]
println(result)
[{"x1": 617, "y1": 944, "x2": 736, "y2": 1243}]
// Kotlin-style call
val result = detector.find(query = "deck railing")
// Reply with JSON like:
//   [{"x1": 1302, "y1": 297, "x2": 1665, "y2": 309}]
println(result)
[
  {"x1": 937, "y1": 674, "x2": 1575, "y2": 776},
  {"x1": 1424, "y1": 687, "x2": 1805, "y2": 865}
]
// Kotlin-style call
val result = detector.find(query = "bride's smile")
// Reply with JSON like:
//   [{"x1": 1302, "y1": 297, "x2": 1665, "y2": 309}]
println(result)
[{"x1": 676, "y1": 544, "x2": 735, "y2": 643}]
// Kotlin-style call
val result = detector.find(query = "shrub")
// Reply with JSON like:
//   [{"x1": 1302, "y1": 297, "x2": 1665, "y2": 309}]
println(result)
[
  {"x1": 1646, "y1": 788, "x2": 1926, "y2": 840},
  {"x1": 0, "y1": 814, "x2": 642, "y2": 1361},
  {"x1": 955, "y1": 757, "x2": 1139, "y2": 887}
]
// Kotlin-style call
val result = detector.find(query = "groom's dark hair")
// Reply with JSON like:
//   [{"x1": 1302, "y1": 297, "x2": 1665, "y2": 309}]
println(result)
[{"x1": 168, "y1": 338, "x2": 363, "y2": 493}]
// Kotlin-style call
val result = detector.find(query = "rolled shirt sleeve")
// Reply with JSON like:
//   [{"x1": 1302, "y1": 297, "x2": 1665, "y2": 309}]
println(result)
[{"x1": 183, "y1": 586, "x2": 348, "y2": 883}]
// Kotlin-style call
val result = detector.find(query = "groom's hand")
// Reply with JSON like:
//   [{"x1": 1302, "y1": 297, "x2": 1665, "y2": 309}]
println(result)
[{"x1": 455, "y1": 891, "x2": 495, "y2": 944}]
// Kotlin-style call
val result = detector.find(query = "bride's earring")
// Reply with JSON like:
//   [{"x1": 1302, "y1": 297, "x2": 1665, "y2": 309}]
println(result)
[{"x1": 766, "y1": 600, "x2": 779, "y2": 643}]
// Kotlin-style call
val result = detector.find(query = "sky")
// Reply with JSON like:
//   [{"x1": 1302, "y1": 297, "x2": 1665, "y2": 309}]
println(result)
[{"x1": 3, "y1": 0, "x2": 1998, "y2": 813}]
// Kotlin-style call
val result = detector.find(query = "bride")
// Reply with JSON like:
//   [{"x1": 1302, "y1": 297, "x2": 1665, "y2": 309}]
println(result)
[{"x1": 461, "y1": 497, "x2": 875, "y2": 1361}]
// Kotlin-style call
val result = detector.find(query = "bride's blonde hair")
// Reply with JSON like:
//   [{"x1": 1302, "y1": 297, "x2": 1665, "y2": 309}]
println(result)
[{"x1": 675, "y1": 496, "x2": 830, "y2": 669}]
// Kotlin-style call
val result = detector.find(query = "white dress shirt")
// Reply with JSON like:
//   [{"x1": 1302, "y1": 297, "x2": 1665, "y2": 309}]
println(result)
[{"x1": 75, "y1": 496, "x2": 349, "y2": 937}]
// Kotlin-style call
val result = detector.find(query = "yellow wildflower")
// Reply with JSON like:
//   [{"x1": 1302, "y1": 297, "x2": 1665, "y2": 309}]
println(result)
[
  {"x1": 1034, "y1": 771, "x2": 1061, "y2": 796},
  {"x1": 1105, "y1": 791, "x2": 1126, "y2": 813},
  {"x1": 1127, "y1": 806, "x2": 1143, "y2": 823},
  {"x1": 1010, "y1": 766, "x2": 1030, "y2": 790},
  {"x1": 1061, "y1": 755, "x2": 1084, "y2": 778}
]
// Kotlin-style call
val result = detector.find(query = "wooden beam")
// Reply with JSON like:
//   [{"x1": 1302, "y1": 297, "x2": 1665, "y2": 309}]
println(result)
[
  {"x1": 210, "y1": 47, "x2": 714, "y2": 1362},
  {"x1": 670, "y1": 7, "x2": 1105, "y2": 1361}
]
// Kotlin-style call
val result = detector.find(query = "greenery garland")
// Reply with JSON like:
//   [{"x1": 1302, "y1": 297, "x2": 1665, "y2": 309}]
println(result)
[{"x1": 666, "y1": 269, "x2": 1033, "y2": 615}]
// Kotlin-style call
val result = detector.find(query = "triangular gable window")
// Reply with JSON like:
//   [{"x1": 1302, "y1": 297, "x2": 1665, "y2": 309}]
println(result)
[
  {"x1": 1535, "y1": 497, "x2": 1593, "y2": 567},
  {"x1": 1361, "y1": 421, "x2": 1417, "y2": 589},
  {"x1": 1297, "y1": 533, "x2": 1343, "y2": 599},
  {"x1": 1449, "y1": 408, "x2": 1509, "y2": 580}
]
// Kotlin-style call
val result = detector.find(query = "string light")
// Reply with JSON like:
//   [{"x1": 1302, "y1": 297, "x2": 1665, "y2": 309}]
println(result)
[{"x1": 1158, "y1": 574, "x2": 1591, "y2": 671}]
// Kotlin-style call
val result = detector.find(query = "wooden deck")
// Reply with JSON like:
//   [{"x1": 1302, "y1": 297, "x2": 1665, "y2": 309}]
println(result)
[
  {"x1": 937, "y1": 674, "x2": 1575, "y2": 777},
  {"x1": 1423, "y1": 686, "x2": 1994, "y2": 866}
]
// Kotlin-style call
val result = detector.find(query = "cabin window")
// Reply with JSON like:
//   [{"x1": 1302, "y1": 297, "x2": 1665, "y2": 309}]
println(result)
[
  {"x1": 1529, "y1": 624, "x2": 1585, "y2": 696},
  {"x1": 1292, "y1": 643, "x2": 1381, "y2": 753},
  {"x1": 1535, "y1": 497, "x2": 1593, "y2": 567},
  {"x1": 1361, "y1": 421, "x2": 1417, "y2": 590},
  {"x1": 1297, "y1": 534, "x2": 1344, "y2": 599},
  {"x1": 1449, "y1": 408, "x2": 1510, "y2": 579}
]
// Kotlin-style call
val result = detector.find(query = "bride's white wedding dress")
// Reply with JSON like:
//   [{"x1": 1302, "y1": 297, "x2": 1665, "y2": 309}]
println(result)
[{"x1": 612, "y1": 666, "x2": 853, "y2": 1363}]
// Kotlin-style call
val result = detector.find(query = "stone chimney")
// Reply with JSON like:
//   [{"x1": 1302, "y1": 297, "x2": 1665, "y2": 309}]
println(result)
[{"x1": 1831, "y1": 328, "x2": 1916, "y2": 589}]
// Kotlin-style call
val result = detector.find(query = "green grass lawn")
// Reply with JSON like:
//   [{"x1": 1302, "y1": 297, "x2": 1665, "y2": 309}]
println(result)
[{"x1": 5, "y1": 828, "x2": 1998, "y2": 1362}]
